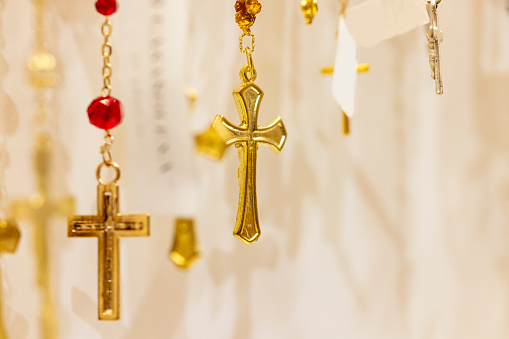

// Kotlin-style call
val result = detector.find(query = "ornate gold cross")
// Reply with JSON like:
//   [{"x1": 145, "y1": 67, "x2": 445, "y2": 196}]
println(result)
[
  {"x1": 10, "y1": 135, "x2": 73, "y2": 339},
  {"x1": 68, "y1": 166, "x2": 149, "y2": 321},
  {"x1": 0, "y1": 220, "x2": 20, "y2": 339},
  {"x1": 210, "y1": 65, "x2": 286, "y2": 245}
]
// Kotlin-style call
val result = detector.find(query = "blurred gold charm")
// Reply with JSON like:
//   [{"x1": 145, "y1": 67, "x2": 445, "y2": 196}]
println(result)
[
  {"x1": 0, "y1": 220, "x2": 20, "y2": 255},
  {"x1": 301, "y1": 0, "x2": 318, "y2": 25},
  {"x1": 68, "y1": 163, "x2": 149, "y2": 320},
  {"x1": 10, "y1": 135, "x2": 74, "y2": 339},
  {"x1": 170, "y1": 219, "x2": 200, "y2": 269},
  {"x1": 0, "y1": 219, "x2": 20, "y2": 339},
  {"x1": 426, "y1": 0, "x2": 443, "y2": 95},
  {"x1": 209, "y1": 52, "x2": 287, "y2": 245},
  {"x1": 27, "y1": 52, "x2": 59, "y2": 89},
  {"x1": 28, "y1": 0, "x2": 59, "y2": 89},
  {"x1": 195, "y1": 127, "x2": 229, "y2": 160}
]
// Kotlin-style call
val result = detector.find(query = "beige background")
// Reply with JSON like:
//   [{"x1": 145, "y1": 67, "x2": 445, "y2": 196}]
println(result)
[{"x1": 1, "y1": 0, "x2": 509, "y2": 338}]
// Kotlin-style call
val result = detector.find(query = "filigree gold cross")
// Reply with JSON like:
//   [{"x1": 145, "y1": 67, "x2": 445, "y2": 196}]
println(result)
[
  {"x1": 0, "y1": 220, "x2": 20, "y2": 339},
  {"x1": 68, "y1": 163, "x2": 149, "y2": 320},
  {"x1": 10, "y1": 135, "x2": 73, "y2": 339},
  {"x1": 210, "y1": 65, "x2": 286, "y2": 245}
]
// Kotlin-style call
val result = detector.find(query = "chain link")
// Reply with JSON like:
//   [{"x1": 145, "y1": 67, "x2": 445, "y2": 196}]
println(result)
[
  {"x1": 100, "y1": 131, "x2": 115, "y2": 164},
  {"x1": 239, "y1": 31, "x2": 255, "y2": 54},
  {"x1": 101, "y1": 18, "x2": 113, "y2": 97}
]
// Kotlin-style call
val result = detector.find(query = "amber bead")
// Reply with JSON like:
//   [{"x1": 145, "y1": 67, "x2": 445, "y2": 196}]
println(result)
[
  {"x1": 235, "y1": 11, "x2": 255, "y2": 30},
  {"x1": 235, "y1": 0, "x2": 246, "y2": 13},
  {"x1": 245, "y1": 0, "x2": 261, "y2": 15},
  {"x1": 235, "y1": 0, "x2": 261, "y2": 29}
]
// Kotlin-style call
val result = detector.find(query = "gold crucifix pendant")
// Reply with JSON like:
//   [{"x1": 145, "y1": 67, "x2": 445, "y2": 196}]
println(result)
[
  {"x1": 426, "y1": 0, "x2": 443, "y2": 95},
  {"x1": 209, "y1": 54, "x2": 287, "y2": 245},
  {"x1": 68, "y1": 162, "x2": 149, "y2": 320}
]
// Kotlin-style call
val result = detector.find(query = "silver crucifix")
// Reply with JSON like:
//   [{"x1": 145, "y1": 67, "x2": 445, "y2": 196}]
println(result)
[{"x1": 426, "y1": 0, "x2": 443, "y2": 95}]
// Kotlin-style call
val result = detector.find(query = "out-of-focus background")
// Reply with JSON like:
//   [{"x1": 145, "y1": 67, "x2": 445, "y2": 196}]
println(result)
[{"x1": 2, "y1": 0, "x2": 509, "y2": 338}]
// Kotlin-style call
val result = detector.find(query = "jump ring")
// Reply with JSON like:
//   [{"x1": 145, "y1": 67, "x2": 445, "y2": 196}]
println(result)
[{"x1": 96, "y1": 161, "x2": 121, "y2": 185}]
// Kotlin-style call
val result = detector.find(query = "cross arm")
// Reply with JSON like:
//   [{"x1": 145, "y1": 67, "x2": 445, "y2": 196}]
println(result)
[
  {"x1": 68, "y1": 216, "x2": 105, "y2": 237},
  {"x1": 211, "y1": 115, "x2": 248, "y2": 146},
  {"x1": 254, "y1": 117, "x2": 287, "y2": 153},
  {"x1": 114, "y1": 214, "x2": 150, "y2": 237}
]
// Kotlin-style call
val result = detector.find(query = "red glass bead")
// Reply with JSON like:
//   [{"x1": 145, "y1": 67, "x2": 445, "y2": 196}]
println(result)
[
  {"x1": 95, "y1": 0, "x2": 118, "y2": 16},
  {"x1": 87, "y1": 96, "x2": 123, "y2": 130}
]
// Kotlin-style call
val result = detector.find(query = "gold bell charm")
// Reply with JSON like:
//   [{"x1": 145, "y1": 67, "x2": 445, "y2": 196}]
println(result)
[
  {"x1": 170, "y1": 219, "x2": 200, "y2": 269},
  {"x1": 0, "y1": 220, "x2": 20, "y2": 254},
  {"x1": 301, "y1": 0, "x2": 318, "y2": 24}
]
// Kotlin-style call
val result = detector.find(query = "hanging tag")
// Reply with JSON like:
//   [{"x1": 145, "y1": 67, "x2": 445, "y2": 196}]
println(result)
[
  {"x1": 332, "y1": 17, "x2": 358, "y2": 118},
  {"x1": 345, "y1": 0, "x2": 428, "y2": 47}
]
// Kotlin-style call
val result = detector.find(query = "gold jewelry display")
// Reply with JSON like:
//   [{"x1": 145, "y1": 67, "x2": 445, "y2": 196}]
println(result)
[
  {"x1": 205, "y1": 0, "x2": 287, "y2": 245},
  {"x1": 68, "y1": 0, "x2": 150, "y2": 321},
  {"x1": 426, "y1": 0, "x2": 443, "y2": 95},
  {"x1": 10, "y1": 0, "x2": 74, "y2": 337},
  {"x1": 301, "y1": 0, "x2": 318, "y2": 25}
]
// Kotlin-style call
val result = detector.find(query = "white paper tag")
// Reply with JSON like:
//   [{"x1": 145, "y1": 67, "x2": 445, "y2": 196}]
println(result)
[
  {"x1": 345, "y1": 0, "x2": 429, "y2": 47},
  {"x1": 332, "y1": 18, "x2": 358, "y2": 118}
]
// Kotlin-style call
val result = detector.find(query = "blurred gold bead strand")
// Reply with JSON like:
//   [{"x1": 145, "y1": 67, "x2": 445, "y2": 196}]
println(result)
[{"x1": 13, "y1": 0, "x2": 74, "y2": 339}]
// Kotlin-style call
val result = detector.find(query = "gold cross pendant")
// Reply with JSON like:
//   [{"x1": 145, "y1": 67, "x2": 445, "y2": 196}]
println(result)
[
  {"x1": 10, "y1": 135, "x2": 73, "y2": 339},
  {"x1": 0, "y1": 219, "x2": 20, "y2": 338},
  {"x1": 209, "y1": 59, "x2": 287, "y2": 245},
  {"x1": 68, "y1": 162, "x2": 149, "y2": 320}
]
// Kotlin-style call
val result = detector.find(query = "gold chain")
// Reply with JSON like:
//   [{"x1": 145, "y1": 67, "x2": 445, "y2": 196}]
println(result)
[
  {"x1": 101, "y1": 18, "x2": 113, "y2": 97},
  {"x1": 239, "y1": 29, "x2": 256, "y2": 81}
]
